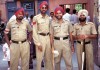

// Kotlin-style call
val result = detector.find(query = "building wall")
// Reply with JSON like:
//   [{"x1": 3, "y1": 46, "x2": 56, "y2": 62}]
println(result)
[{"x1": 49, "y1": 0, "x2": 87, "y2": 12}]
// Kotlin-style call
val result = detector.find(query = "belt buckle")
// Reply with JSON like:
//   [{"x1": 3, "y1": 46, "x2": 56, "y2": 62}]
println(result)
[
  {"x1": 19, "y1": 41, "x2": 21, "y2": 44},
  {"x1": 81, "y1": 41, "x2": 83, "y2": 45},
  {"x1": 60, "y1": 37, "x2": 63, "y2": 40}
]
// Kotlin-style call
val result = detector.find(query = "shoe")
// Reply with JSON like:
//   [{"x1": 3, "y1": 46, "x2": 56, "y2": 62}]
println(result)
[
  {"x1": 41, "y1": 61, "x2": 44, "y2": 67},
  {"x1": 7, "y1": 67, "x2": 10, "y2": 70},
  {"x1": 29, "y1": 64, "x2": 33, "y2": 69},
  {"x1": 18, "y1": 66, "x2": 21, "y2": 69}
]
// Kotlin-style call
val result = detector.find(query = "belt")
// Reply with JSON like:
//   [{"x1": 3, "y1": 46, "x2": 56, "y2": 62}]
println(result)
[
  {"x1": 12, "y1": 39, "x2": 27, "y2": 44},
  {"x1": 54, "y1": 36, "x2": 68, "y2": 40},
  {"x1": 77, "y1": 41, "x2": 90, "y2": 44},
  {"x1": 39, "y1": 33, "x2": 49, "y2": 36}
]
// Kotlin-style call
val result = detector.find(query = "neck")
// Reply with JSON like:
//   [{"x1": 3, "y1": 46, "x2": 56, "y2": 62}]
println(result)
[
  {"x1": 80, "y1": 21, "x2": 86, "y2": 26},
  {"x1": 57, "y1": 18, "x2": 63, "y2": 24},
  {"x1": 16, "y1": 19, "x2": 21, "y2": 23},
  {"x1": 41, "y1": 13, "x2": 46, "y2": 17}
]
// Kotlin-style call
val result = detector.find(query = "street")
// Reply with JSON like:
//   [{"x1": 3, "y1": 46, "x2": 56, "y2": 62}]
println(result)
[{"x1": 0, "y1": 44, "x2": 99, "y2": 70}]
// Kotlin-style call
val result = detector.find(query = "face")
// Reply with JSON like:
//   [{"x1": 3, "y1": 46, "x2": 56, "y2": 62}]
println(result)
[
  {"x1": 40, "y1": 5, "x2": 48, "y2": 14},
  {"x1": 16, "y1": 12, "x2": 24, "y2": 21},
  {"x1": 50, "y1": 12, "x2": 54, "y2": 17},
  {"x1": 55, "y1": 10, "x2": 63, "y2": 20},
  {"x1": 79, "y1": 14, "x2": 86, "y2": 22}
]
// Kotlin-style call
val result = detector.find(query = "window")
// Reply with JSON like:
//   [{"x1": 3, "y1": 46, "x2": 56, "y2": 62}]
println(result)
[{"x1": 22, "y1": 2, "x2": 33, "y2": 10}]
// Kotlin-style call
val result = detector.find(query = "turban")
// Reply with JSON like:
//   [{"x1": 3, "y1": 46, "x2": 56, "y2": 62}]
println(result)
[
  {"x1": 54, "y1": 6, "x2": 64, "y2": 15},
  {"x1": 15, "y1": 8, "x2": 24, "y2": 16},
  {"x1": 78, "y1": 9, "x2": 88, "y2": 18},
  {"x1": 39, "y1": 1, "x2": 48, "y2": 9}
]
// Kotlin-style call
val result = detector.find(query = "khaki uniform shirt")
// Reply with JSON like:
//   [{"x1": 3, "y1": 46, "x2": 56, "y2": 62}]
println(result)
[
  {"x1": 32, "y1": 14, "x2": 50, "y2": 46},
  {"x1": 73, "y1": 22, "x2": 97, "y2": 41},
  {"x1": 50, "y1": 20, "x2": 73, "y2": 37},
  {"x1": 5, "y1": 19, "x2": 32, "y2": 41},
  {"x1": 98, "y1": 25, "x2": 100, "y2": 34}
]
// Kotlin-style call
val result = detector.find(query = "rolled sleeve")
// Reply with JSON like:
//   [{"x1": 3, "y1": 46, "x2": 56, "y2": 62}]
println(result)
[
  {"x1": 72, "y1": 25, "x2": 77, "y2": 36},
  {"x1": 27, "y1": 23, "x2": 32, "y2": 32},
  {"x1": 68, "y1": 22, "x2": 73, "y2": 33},
  {"x1": 91, "y1": 23, "x2": 97, "y2": 34},
  {"x1": 4, "y1": 22, "x2": 11, "y2": 34}
]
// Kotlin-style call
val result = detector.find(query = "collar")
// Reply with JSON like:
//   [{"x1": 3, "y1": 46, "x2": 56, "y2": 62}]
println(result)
[
  {"x1": 16, "y1": 19, "x2": 23, "y2": 24},
  {"x1": 79, "y1": 22, "x2": 88, "y2": 25},
  {"x1": 39, "y1": 13, "x2": 48, "y2": 18},
  {"x1": 56, "y1": 19, "x2": 65, "y2": 24}
]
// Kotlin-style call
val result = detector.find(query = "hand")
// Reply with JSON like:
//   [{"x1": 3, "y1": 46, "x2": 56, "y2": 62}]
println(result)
[
  {"x1": 77, "y1": 35, "x2": 85, "y2": 40},
  {"x1": 84, "y1": 35, "x2": 88, "y2": 39},
  {"x1": 38, "y1": 45, "x2": 42, "y2": 52}
]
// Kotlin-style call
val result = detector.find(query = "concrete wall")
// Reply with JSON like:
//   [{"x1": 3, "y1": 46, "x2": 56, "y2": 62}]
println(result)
[{"x1": 49, "y1": 0, "x2": 87, "y2": 12}]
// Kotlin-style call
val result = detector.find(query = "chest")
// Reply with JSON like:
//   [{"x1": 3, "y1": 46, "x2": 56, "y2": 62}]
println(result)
[
  {"x1": 53, "y1": 23, "x2": 69, "y2": 32},
  {"x1": 10, "y1": 23, "x2": 27, "y2": 31},
  {"x1": 75, "y1": 24, "x2": 92, "y2": 34},
  {"x1": 37, "y1": 18, "x2": 50, "y2": 26}
]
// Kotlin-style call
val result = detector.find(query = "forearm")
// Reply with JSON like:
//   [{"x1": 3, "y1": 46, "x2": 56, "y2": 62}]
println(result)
[
  {"x1": 87, "y1": 34, "x2": 97, "y2": 39},
  {"x1": 28, "y1": 31, "x2": 32, "y2": 42},
  {"x1": 50, "y1": 35, "x2": 54, "y2": 47},
  {"x1": 4, "y1": 33, "x2": 10, "y2": 45},
  {"x1": 69, "y1": 33, "x2": 74, "y2": 46}
]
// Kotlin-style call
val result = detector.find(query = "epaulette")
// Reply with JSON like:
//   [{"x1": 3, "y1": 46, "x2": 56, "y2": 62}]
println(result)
[
  {"x1": 87, "y1": 22, "x2": 94, "y2": 25},
  {"x1": 8, "y1": 19, "x2": 16, "y2": 23}
]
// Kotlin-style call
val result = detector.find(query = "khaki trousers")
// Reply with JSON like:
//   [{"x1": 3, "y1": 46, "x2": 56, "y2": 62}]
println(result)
[
  {"x1": 54, "y1": 39, "x2": 73, "y2": 70},
  {"x1": 36, "y1": 35, "x2": 53, "y2": 70},
  {"x1": 76, "y1": 42, "x2": 94, "y2": 70},
  {"x1": 10, "y1": 41, "x2": 30, "y2": 70}
]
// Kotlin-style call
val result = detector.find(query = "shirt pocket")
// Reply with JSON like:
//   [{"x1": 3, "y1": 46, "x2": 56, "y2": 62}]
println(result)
[
  {"x1": 84, "y1": 26, "x2": 91, "y2": 34},
  {"x1": 62, "y1": 25, "x2": 68, "y2": 33},
  {"x1": 11, "y1": 25, "x2": 18, "y2": 34},
  {"x1": 76, "y1": 27, "x2": 81, "y2": 35},
  {"x1": 54, "y1": 26, "x2": 60, "y2": 33}
]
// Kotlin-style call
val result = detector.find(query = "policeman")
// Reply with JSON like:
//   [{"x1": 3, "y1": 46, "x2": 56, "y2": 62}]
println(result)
[
  {"x1": 73, "y1": 9, "x2": 97, "y2": 70},
  {"x1": 32, "y1": 1, "x2": 53, "y2": 70},
  {"x1": 4, "y1": 8, "x2": 32, "y2": 70},
  {"x1": 50, "y1": 6, "x2": 74, "y2": 70}
]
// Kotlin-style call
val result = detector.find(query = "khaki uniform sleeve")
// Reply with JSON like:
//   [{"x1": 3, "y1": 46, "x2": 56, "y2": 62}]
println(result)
[
  {"x1": 32, "y1": 16, "x2": 41, "y2": 46},
  {"x1": 4, "y1": 21, "x2": 11, "y2": 34},
  {"x1": 68, "y1": 22, "x2": 73, "y2": 33},
  {"x1": 91, "y1": 23, "x2": 97, "y2": 34},
  {"x1": 50, "y1": 22, "x2": 54, "y2": 36},
  {"x1": 72, "y1": 25, "x2": 77, "y2": 36},
  {"x1": 27, "y1": 22, "x2": 32, "y2": 32}
]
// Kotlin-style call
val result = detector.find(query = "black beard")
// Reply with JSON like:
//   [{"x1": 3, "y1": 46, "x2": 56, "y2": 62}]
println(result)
[
  {"x1": 55, "y1": 16, "x2": 62, "y2": 20},
  {"x1": 17, "y1": 17, "x2": 23, "y2": 21},
  {"x1": 79, "y1": 18, "x2": 86, "y2": 22}
]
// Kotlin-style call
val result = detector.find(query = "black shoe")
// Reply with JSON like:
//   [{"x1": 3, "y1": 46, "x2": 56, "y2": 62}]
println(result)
[
  {"x1": 29, "y1": 64, "x2": 33, "y2": 69},
  {"x1": 41, "y1": 61, "x2": 44, "y2": 67}
]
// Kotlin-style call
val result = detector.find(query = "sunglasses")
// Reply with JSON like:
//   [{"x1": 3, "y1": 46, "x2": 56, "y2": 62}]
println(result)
[{"x1": 41, "y1": 7, "x2": 47, "y2": 9}]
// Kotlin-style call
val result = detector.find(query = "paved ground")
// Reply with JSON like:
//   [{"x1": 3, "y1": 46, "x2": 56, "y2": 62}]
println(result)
[{"x1": 0, "y1": 44, "x2": 100, "y2": 70}]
